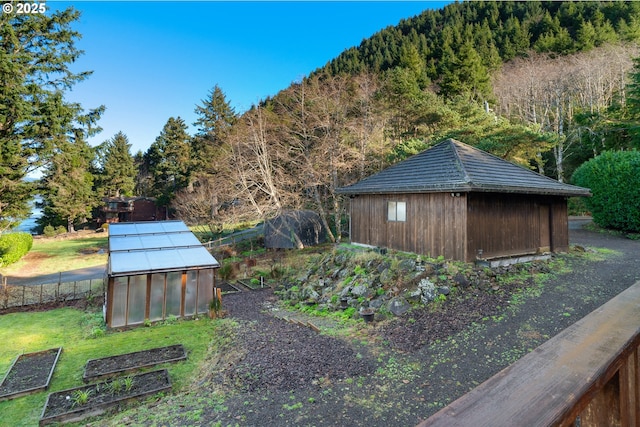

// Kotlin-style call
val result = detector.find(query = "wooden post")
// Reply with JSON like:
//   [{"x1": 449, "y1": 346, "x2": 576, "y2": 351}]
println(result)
[
  {"x1": 618, "y1": 348, "x2": 639, "y2": 426},
  {"x1": 2, "y1": 276, "x2": 7, "y2": 309}
]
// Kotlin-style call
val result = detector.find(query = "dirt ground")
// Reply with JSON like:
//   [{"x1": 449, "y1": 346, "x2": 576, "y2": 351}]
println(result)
[{"x1": 105, "y1": 222, "x2": 640, "y2": 427}]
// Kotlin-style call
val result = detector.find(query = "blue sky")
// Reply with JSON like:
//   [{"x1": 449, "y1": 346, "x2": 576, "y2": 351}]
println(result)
[{"x1": 52, "y1": 1, "x2": 449, "y2": 154}]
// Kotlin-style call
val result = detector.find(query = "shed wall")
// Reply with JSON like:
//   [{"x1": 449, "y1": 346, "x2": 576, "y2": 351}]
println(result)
[
  {"x1": 466, "y1": 193, "x2": 569, "y2": 260},
  {"x1": 349, "y1": 193, "x2": 467, "y2": 260}
]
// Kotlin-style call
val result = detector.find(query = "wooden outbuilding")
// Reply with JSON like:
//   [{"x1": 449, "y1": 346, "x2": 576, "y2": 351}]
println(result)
[
  {"x1": 105, "y1": 220, "x2": 220, "y2": 328},
  {"x1": 336, "y1": 139, "x2": 591, "y2": 263}
]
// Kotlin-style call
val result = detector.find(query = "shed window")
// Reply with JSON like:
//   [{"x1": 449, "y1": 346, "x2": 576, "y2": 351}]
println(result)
[{"x1": 387, "y1": 201, "x2": 406, "y2": 222}]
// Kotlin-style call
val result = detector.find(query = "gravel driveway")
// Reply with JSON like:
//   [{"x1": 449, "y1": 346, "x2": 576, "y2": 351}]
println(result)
[{"x1": 110, "y1": 220, "x2": 640, "y2": 427}]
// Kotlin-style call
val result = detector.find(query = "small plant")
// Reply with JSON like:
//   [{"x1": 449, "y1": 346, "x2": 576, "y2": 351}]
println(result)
[
  {"x1": 282, "y1": 402, "x2": 303, "y2": 411},
  {"x1": 163, "y1": 314, "x2": 179, "y2": 325},
  {"x1": 143, "y1": 318, "x2": 152, "y2": 327},
  {"x1": 89, "y1": 326, "x2": 105, "y2": 339},
  {"x1": 209, "y1": 293, "x2": 223, "y2": 318},
  {"x1": 353, "y1": 265, "x2": 366, "y2": 276},
  {"x1": 123, "y1": 375, "x2": 134, "y2": 392},
  {"x1": 270, "y1": 265, "x2": 286, "y2": 279},
  {"x1": 71, "y1": 389, "x2": 91, "y2": 407},
  {"x1": 218, "y1": 263, "x2": 235, "y2": 281},
  {"x1": 109, "y1": 378, "x2": 123, "y2": 394}
]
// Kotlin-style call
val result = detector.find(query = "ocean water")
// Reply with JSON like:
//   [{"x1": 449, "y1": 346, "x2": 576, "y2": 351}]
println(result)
[{"x1": 15, "y1": 196, "x2": 42, "y2": 234}]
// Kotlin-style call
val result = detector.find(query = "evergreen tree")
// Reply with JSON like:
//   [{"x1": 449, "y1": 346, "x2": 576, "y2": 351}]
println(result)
[
  {"x1": 619, "y1": 56, "x2": 640, "y2": 149},
  {"x1": 98, "y1": 132, "x2": 136, "y2": 197},
  {"x1": 146, "y1": 117, "x2": 192, "y2": 206},
  {"x1": 133, "y1": 150, "x2": 153, "y2": 196},
  {"x1": 39, "y1": 136, "x2": 98, "y2": 232},
  {"x1": 0, "y1": 8, "x2": 102, "y2": 231},
  {"x1": 192, "y1": 85, "x2": 237, "y2": 174},
  {"x1": 439, "y1": 41, "x2": 492, "y2": 102}
]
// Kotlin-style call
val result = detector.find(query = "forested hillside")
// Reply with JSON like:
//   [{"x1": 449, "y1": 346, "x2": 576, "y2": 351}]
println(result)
[
  {"x1": 4, "y1": 1, "x2": 640, "y2": 237},
  {"x1": 319, "y1": 1, "x2": 640, "y2": 99}
]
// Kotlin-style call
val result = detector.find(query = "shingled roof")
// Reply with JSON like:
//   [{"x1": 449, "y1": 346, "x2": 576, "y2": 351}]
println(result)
[{"x1": 336, "y1": 139, "x2": 591, "y2": 197}]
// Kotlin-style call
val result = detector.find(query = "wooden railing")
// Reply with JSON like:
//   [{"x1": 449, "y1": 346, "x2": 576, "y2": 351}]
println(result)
[{"x1": 418, "y1": 280, "x2": 640, "y2": 427}]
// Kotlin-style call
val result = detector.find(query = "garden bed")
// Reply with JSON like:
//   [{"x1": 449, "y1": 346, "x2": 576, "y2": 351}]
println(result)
[
  {"x1": 40, "y1": 369, "x2": 171, "y2": 425},
  {"x1": 83, "y1": 344, "x2": 186, "y2": 382},
  {"x1": 0, "y1": 347, "x2": 62, "y2": 401}
]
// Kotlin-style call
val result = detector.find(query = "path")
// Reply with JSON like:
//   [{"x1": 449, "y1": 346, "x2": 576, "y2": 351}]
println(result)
[{"x1": 2, "y1": 265, "x2": 105, "y2": 286}]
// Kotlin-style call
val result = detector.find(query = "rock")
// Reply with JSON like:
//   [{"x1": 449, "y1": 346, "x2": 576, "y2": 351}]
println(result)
[
  {"x1": 379, "y1": 268, "x2": 394, "y2": 285},
  {"x1": 422, "y1": 263, "x2": 436, "y2": 275},
  {"x1": 340, "y1": 286, "x2": 352, "y2": 297},
  {"x1": 453, "y1": 273, "x2": 470, "y2": 287},
  {"x1": 377, "y1": 262, "x2": 390, "y2": 274},
  {"x1": 408, "y1": 288, "x2": 422, "y2": 301},
  {"x1": 418, "y1": 278, "x2": 437, "y2": 303},
  {"x1": 438, "y1": 286, "x2": 451, "y2": 296},
  {"x1": 351, "y1": 284, "x2": 368, "y2": 297},
  {"x1": 369, "y1": 298, "x2": 385, "y2": 309},
  {"x1": 301, "y1": 286, "x2": 319, "y2": 302},
  {"x1": 399, "y1": 259, "x2": 416, "y2": 273},
  {"x1": 388, "y1": 296, "x2": 411, "y2": 316}
]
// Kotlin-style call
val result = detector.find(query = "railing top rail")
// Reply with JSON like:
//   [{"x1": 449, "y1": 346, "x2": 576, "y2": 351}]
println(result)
[{"x1": 418, "y1": 280, "x2": 640, "y2": 427}]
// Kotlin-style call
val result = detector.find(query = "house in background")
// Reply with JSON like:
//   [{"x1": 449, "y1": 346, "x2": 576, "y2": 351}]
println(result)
[
  {"x1": 336, "y1": 139, "x2": 591, "y2": 263},
  {"x1": 105, "y1": 220, "x2": 220, "y2": 328},
  {"x1": 100, "y1": 197, "x2": 166, "y2": 224}
]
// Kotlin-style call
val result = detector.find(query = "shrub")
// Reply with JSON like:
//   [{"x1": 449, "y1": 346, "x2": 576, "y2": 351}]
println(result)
[
  {"x1": 572, "y1": 150, "x2": 640, "y2": 232},
  {"x1": 43, "y1": 224, "x2": 56, "y2": 237},
  {"x1": 218, "y1": 263, "x2": 235, "y2": 281},
  {"x1": 0, "y1": 232, "x2": 33, "y2": 266},
  {"x1": 55, "y1": 225, "x2": 67, "y2": 235}
]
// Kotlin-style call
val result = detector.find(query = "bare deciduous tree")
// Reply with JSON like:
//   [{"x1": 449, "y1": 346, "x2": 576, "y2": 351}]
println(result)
[{"x1": 494, "y1": 44, "x2": 638, "y2": 181}]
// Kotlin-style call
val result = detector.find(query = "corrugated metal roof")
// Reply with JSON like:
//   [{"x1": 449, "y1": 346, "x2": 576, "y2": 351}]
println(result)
[
  {"x1": 107, "y1": 221, "x2": 219, "y2": 277},
  {"x1": 336, "y1": 139, "x2": 591, "y2": 197}
]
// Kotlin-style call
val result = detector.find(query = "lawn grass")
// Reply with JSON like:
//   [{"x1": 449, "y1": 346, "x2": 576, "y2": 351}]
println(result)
[
  {"x1": 0, "y1": 307, "x2": 218, "y2": 427},
  {"x1": 0, "y1": 235, "x2": 108, "y2": 277}
]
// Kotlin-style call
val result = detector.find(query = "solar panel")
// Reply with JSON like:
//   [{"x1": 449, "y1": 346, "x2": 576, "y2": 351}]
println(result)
[{"x1": 107, "y1": 221, "x2": 219, "y2": 276}]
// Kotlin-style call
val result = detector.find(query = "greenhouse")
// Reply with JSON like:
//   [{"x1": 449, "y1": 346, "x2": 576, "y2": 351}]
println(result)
[{"x1": 105, "y1": 220, "x2": 220, "y2": 328}]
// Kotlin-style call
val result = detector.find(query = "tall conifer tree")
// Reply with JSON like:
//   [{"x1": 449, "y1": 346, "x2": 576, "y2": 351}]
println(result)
[
  {"x1": 192, "y1": 85, "x2": 237, "y2": 175},
  {"x1": 0, "y1": 8, "x2": 102, "y2": 231},
  {"x1": 98, "y1": 132, "x2": 136, "y2": 197},
  {"x1": 146, "y1": 117, "x2": 192, "y2": 206}
]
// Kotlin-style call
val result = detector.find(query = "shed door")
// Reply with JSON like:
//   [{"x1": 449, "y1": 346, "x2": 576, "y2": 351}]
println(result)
[{"x1": 539, "y1": 204, "x2": 551, "y2": 252}]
